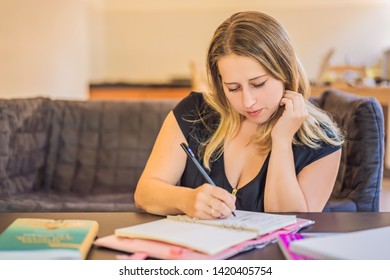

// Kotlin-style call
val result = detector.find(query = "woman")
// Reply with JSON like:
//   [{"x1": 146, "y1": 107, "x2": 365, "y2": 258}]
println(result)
[{"x1": 134, "y1": 11, "x2": 343, "y2": 219}]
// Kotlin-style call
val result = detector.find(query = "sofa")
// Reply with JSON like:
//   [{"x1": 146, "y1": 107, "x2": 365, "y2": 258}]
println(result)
[
  {"x1": 0, "y1": 97, "x2": 178, "y2": 212},
  {"x1": 316, "y1": 90, "x2": 384, "y2": 212},
  {"x1": 0, "y1": 89, "x2": 384, "y2": 212}
]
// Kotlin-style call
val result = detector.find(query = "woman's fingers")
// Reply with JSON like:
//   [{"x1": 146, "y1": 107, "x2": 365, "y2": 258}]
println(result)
[
  {"x1": 283, "y1": 91, "x2": 307, "y2": 112},
  {"x1": 208, "y1": 196, "x2": 235, "y2": 218},
  {"x1": 272, "y1": 90, "x2": 308, "y2": 142},
  {"x1": 280, "y1": 91, "x2": 308, "y2": 120},
  {"x1": 192, "y1": 184, "x2": 236, "y2": 219}
]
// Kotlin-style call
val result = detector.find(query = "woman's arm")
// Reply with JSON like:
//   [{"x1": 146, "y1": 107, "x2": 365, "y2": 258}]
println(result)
[
  {"x1": 134, "y1": 111, "x2": 235, "y2": 218},
  {"x1": 264, "y1": 143, "x2": 341, "y2": 212},
  {"x1": 264, "y1": 91, "x2": 341, "y2": 212}
]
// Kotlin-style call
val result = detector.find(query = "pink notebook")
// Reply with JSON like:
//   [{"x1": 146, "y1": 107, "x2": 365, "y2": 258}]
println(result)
[{"x1": 94, "y1": 218, "x2": 314, "y2": 260}]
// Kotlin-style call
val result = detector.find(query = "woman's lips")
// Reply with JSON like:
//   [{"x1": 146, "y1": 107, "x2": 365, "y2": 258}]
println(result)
[{"x1": 247, "y1": 109, "x2": 263, "y2": 117}]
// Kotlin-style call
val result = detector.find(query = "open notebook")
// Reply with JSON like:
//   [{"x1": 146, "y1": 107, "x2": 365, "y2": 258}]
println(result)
[
  {"x1": 289, "y1": 226, "x2": 390, "y2": 260},
  {"x1": 95, "y1": 218, "x2": 313, "y2": 260},
  {"x1": 115, "y1": 210, "x2": 296, "y2": 255}
]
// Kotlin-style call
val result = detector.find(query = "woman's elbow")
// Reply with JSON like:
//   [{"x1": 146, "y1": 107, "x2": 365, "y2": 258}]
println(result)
[{"x1": 134, "y1": 182, "x2": 146, "y2": 210}]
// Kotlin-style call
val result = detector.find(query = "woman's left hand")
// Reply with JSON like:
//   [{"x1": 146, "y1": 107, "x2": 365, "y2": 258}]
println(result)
[{"x1": 271, "y1": 90, "x2": 308, "y2": 144}]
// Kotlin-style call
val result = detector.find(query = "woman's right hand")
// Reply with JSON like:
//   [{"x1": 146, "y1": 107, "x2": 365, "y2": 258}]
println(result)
[{"x1": 183, "y1": 184, "x2": 236, "y2": 219}]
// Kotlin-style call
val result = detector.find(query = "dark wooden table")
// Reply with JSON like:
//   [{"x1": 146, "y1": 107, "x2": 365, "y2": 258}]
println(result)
[{"x1": 1, "y1": 212, "x2": 390, "y2": 260}]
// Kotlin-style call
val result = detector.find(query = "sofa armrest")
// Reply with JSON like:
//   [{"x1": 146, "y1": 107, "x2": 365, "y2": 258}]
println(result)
[{"x1": 318, "y1": 90, "x2": 384, "y2": 212}]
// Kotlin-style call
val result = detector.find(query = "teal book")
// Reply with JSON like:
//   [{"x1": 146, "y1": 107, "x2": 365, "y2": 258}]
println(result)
[{"x1": 0, "y1": 218, "x2": 99, "y2": 260}]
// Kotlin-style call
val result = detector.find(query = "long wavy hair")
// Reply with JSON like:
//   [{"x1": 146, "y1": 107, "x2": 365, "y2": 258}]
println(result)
[{"x1": 199, "y1": 11, "x2": 343, "y2": 170}]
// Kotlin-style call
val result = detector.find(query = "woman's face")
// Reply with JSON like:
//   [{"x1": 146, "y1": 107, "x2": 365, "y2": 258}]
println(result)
[{"x1": 218, "y1": 54, "x2": 284, "y2": 124}]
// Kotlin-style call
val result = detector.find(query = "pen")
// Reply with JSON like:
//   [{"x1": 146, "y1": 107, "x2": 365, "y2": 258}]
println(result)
[{"x1": 180, "y1": 143, "x2": 236, "y2": 217}]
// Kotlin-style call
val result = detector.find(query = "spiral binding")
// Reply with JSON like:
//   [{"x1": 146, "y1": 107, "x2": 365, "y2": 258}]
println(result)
[{"x1": 170, "y1": 215, "x2": 247, "y2": 231}]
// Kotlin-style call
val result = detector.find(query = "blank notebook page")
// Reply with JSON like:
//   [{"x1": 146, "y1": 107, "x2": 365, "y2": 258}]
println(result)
[
  {"x1": 115, "y1": 219, "x2": 257, "y2": 255},
  {"x1": 168, "y1": 210, "x2": 296, "y2": 235}
]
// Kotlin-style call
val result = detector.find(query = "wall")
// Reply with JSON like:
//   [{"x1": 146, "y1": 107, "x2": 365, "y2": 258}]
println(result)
[
  {"x1": 0, "y1": 0, "x2": 89, "y2": 99},
  {"x1": 0, "y1": 1, "x2": 389, "y2": 100},
  {"x1": 90, "y1": 0, "x2": 390, "y2": 84}
]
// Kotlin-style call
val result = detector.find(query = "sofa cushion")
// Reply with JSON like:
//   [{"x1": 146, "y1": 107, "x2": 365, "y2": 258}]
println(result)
[
  {"x1": 44, "y1": 99, "x2": 178, "y2": 196},
  {"x1": 0, "y1": 98, "x2": 51, "y2": 197},
  {"x1": 322, "y1": 198, "x2": 357, "y2": 212}
]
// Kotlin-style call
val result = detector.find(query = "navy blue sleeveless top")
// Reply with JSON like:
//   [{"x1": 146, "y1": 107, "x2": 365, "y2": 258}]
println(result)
[{"x1": 173, "y1": 92, "x2": 341, "y2": 212}]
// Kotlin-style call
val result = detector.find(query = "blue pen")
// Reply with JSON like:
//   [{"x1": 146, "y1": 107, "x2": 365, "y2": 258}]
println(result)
[{"x1": 180, "y1": 143, "x2": 236, "y2": 217}]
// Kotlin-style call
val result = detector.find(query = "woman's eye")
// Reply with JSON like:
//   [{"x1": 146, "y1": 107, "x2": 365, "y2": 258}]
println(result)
[
  {"x1": 252, "y1": 81, "x2": 267, "y2": 88},
  {"x1": 227, "y1": 87, "x2": 239, "y2": 92}
]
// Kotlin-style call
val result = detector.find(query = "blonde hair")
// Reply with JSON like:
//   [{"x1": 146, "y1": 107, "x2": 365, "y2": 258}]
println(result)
[{"x1": 199, "y1": 11, "x2": 343, "y2": 170}]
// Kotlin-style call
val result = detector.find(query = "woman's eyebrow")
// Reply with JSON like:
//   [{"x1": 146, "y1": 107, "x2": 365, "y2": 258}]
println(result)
[
  {"x1": 223, "y1": 81, "x2": 239, "y2": 85},
  {"x1": 223, "y1": 74, "x2": 268, "y2": 85},
  {"x1": 249, "y1": 74, "x2": 268, "y2": 81}
]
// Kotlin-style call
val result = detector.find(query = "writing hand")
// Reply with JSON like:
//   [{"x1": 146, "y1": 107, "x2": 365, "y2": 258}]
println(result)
[{"x1": 184, "y1": 184, "x2": 236, "y2": 219}]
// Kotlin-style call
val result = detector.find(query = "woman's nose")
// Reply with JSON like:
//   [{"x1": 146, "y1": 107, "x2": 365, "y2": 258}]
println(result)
[{"x1": 242, "y1": 88, "x2": 256, "y2": 108}]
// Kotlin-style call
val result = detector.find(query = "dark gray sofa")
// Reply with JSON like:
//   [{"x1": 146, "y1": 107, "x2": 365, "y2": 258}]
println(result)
[
  {"x1": 317, "y1": 90, "x2": 384, "y2": 212},
  {"x1": 0, "y1": 89, "x2": 383, "y2": 212},
  {"x1": 0, "y1": 97, "x2": 178, "y2": 212}
]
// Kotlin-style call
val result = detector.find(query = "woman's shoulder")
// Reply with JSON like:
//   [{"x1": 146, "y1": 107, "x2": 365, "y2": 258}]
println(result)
[
  {"x1": 173, "y1": 91, "x2": 204, "y2": 118},
  {"x1": 177, "y1": 91, "x2": 204, "y2": 107},
  {"x1": 172, "y1": 91, "x2": 218, "y2": 139},
  {"x1": 293, "y1": 142, "x2": 341, "y2": 169}
]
